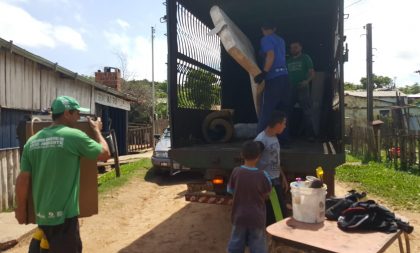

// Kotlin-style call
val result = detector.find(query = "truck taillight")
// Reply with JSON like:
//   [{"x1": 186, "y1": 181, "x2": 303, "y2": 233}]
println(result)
[{"x1": 212, "y1": 177, "x2": 224, "y2": 185}]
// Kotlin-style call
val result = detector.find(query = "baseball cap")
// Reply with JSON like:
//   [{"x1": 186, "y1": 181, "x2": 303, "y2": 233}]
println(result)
[{"x1": 51, "y1": 96, "x2": 90, "y2": 114}]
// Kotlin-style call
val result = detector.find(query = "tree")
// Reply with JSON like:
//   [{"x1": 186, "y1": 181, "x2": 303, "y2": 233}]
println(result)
[
  {"x1": 360, "y1": 75, "x2": 393, "y2": 89},
  {"x1": 344, "y1": 82, "x2": 363, "y2": 91},
  {"x1": 178, "y1": 69, "x2": 221, "y2": 110},
  {"x1": 400, "y1": 83, "x2": 420, "y2": 94},
  {"x1": 122, "y1": 79, "x2": 168, "y2": 123}
]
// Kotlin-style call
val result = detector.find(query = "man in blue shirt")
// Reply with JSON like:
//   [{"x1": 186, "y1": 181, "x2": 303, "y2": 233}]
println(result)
[{"x1": 254, "y1": 21, "x2": 290, "y2": 146}]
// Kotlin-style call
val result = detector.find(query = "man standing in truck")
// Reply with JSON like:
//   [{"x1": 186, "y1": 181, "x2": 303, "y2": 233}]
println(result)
[
  {"x1": 287, "y1": 41, "x2": 316, "y2": 141},
  {"x1": 255, "y1": 111, "x2": 289, "y2": 225},
  {"x1": 254, "y1": 21, "x2": 290, "y2": 146}
]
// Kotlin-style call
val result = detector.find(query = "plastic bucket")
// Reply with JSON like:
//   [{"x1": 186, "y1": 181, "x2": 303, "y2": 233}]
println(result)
[{"x1": 290, "y1": 182, "x2": 327, "y2": 223}]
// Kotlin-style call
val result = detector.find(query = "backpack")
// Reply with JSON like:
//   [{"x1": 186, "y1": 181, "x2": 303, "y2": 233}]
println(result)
[{"x1": 337, "y1": 200, "x2": 413, "y2": 234}]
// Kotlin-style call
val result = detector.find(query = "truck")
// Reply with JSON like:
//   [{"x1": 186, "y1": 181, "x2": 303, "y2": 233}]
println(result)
[{"x1": 166, "y1": 0, "x2": 346, "y2": 202}]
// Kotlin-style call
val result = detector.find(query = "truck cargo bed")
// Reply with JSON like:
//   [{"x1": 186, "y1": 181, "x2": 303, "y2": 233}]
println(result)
[{"x1": 170, "y1": 139, "x2": 344, "y2": 172}]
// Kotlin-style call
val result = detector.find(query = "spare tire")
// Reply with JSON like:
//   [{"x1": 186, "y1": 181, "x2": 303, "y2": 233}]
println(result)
[{"x1": 202, "y1": 111, "x2": 234, "y2": 143}]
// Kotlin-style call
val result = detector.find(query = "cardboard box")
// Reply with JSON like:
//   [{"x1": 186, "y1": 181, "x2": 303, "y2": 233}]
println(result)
[{"x1": 24, "y1": 121, "x2": 98, "y2": 224}]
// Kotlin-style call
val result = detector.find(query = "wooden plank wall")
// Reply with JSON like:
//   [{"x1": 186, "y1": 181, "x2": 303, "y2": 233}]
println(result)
[
  {"x1": 0, "y1": 148, "x2": 19, "y2": 211},
  {"x1": 0, "y1": 50, "x2": 94, "y2": 112}
]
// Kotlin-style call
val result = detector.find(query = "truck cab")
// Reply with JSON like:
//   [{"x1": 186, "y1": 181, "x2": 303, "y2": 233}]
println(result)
[{"x1": 166, "y1": 0, "x2": 346, "y2": 198}]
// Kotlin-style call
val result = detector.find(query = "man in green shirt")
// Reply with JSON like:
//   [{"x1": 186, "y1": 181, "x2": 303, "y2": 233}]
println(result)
[
  {"x1": 287, "y1": 41, "x2": 316, "y2": 141},
  {"x1": 15, "y1": 96, "x2": 110, "y2": 253}
]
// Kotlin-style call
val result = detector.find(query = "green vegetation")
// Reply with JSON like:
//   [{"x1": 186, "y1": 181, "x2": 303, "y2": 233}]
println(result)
[
  {"x1": 399, "y1": 82, "x2": 420, "y2": 95},
  {"x1": 345, "y1": 153, "x2": 362, "y2": 163},
  {"x1": 122, "y1": 79, "x2": 168, "y2": 123},
  {"x1": 178, "y1": 69, "x2": 221, "y2": 110},
  {"x1": 336, "y1": 162, "x2": 420, "y2": 211},
  {"x1": 98, "y1": 159, "x2": 152, "y2": 193}
]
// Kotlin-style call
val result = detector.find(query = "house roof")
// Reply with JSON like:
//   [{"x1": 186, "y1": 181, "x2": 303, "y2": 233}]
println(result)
[
  {"x1": 407, "y1": 93, "x2": 420, "y2": 98},
  {"x1": 0, "y1": 38, "x2": 138, "y2": 102},
  {"x1": 345, "y1": 90, "x2": 406, "y2": 98}
]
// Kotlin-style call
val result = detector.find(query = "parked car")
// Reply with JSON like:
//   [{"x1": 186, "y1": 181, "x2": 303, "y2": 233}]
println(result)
[{"x1": 151, "y1": 128, "x2": 189, "y2": 174}]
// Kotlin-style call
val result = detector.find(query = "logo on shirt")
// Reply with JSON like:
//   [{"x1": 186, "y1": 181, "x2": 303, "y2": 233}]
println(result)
[{"x1": 30, "y1": 137, "x2": 64, "y2": 150}]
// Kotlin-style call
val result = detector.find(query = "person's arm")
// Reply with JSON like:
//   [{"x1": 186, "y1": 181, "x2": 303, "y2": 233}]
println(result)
[
  {"x1": 280, "y1": 168, "x2": 289, "y2": 193},
  {"x1": 227, "y1": 168, "x2": 237, "y2": 195},
  {"x1": 87, "y1": 117, "x2": 111, "y2": 161},
  {"x1": 15, "y1": 172, "x2": 31, "y2": 224},
  {"x1": 300, "y1": 55, "x2": 315, "y2": 86},
  {"x1": 263, "y1": 50, "x2": 275, "y2": 73}
]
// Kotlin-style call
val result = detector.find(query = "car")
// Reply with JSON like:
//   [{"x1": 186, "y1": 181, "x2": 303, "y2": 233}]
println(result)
[{"x1": 151, "y1": 128, "x2": 190, "y2": 174}]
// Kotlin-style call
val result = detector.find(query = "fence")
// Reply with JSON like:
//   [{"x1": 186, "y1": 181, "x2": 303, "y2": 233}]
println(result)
[
  {"x1": 348, "y1": 120, "x2": 420, "y2": 171},
  {"x1": 127, "y1": 126, "x2": 154, "y2": 153},
  {"x1": 127, "y1": 119, "x2": 169, "y2": 153},
  {"x1": 0, "y1": 148, "x2": 20, "y2": 211},
  {"x1": 154, "y1": 119, "x2": 169, "y2": 134}
]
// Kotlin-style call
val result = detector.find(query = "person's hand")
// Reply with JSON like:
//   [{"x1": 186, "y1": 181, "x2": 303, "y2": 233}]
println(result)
[
  {"x1": 280, "y1": 170, "x2": 289, "y2": 193},
  {"x1": 87, "y1": 116, "x2": 103, "y2": 132},
  {"x1": 254, "y1": 71, "x2": 267, "y2": 84},
  {"x1": 15, "y1": 206, "x2": 26, "y2": 224},
  {"x1": 281, "y1": 176, "x2": 289, "y2": 193}
]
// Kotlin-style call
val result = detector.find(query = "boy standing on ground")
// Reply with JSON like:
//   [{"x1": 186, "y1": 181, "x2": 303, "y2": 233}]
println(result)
[
  {"x1": 255, "y1": 111, "x2": 288, "y2": 224},
  {"x1": 227, "y1": 141, "x2": 272, "y2": 253}
]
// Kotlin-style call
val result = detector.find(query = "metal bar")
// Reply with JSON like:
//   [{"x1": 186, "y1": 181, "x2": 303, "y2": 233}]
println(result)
[
  {"x1": 366, "y1": 23, "x2": 373, "y2": 123},
  {"x1": 177, "y1": 53, "x2": 221, "y2": 76}
]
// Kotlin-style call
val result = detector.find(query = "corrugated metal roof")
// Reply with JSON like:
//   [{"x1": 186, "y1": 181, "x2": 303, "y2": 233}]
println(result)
[
  {"x1": 345, "y1": 90, "x2": 406, "y2": 98},
  {"x1": 407, "y1": 93, "x2": 420, "y2": 98},
  {"x1": 0, "y1": 38, "x2": 138, "y2": 102}
]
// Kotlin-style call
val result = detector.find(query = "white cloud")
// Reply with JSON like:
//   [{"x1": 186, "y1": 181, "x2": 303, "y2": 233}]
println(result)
[
  {"x1": 116, "y1": 19, "x2": 130, "y2": 30},
  {"x1": 53, "y1": 26, "x2": 86, "y2": 50},
  {"x1": 344, "y1": 0, "x2": 420, "y2": 86},
  {"x1": 103, "y1": 31, "x2": 131, "y2": 54},
  {"x1": 0, "y1": 2, "x2": 87, "y2": 50}
]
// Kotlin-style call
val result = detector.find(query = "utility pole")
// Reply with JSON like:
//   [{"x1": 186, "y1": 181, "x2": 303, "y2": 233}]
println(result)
[
  {"x1": 151, "y1": 26, "x2": 156, "y2": 135},
  {"x1": 366, "y1": 23, "x2": 373, "y2": 123}
]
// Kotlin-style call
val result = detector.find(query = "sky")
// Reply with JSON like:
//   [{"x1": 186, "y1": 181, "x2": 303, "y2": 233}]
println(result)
[{"x1": 1, "y1": 0, "x2": 420, "y2": 86}]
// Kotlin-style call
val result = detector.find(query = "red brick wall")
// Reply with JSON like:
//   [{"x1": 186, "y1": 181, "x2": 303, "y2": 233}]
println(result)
[{"x1": 95, "y1": 68, "x2": 121, "y2": 91}]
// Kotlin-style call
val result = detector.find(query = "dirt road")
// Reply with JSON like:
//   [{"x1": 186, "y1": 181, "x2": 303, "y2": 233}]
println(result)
[{"x1": 7, "y1": 170, "x2": 419, "y2": 253}]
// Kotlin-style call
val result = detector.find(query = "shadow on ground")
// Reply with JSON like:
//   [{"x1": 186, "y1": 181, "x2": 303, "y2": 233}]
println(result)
[
  {"x1": 118, "y1": 202, "x2": 231, "y2": 253},
  {"x1": 145, "y1": 168, "x2": 205, "y2": 186}
]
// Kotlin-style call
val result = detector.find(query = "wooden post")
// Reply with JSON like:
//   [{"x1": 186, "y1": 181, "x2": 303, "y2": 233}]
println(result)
[
  {"x1": 7, "y1": 150, "x2": 14, "y2": 208},
  {"x1": 1, "y1": 150, "x2": 8, "y2": 210}
]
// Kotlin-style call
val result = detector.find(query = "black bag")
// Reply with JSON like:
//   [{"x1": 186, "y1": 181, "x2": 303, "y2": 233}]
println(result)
[
  {"x1": 337, "y1": 200, "x2": 413, "y2": 234},
  {"x1": 326, "y1": 190, "x2": 366, "y2": 220}
]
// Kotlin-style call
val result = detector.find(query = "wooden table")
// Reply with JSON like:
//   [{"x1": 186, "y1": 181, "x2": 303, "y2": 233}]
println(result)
[{"x1": 267, "y1": 218, "x2": 410, "y2": 253}]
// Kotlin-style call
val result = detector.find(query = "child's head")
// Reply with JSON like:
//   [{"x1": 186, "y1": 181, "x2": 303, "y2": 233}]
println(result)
[
  {"x1": 266, "y1": 111, "x2": 287, "y2": 135},
  {"x1": 241, "y1": 141, "x2": 264, "y2": 162}
]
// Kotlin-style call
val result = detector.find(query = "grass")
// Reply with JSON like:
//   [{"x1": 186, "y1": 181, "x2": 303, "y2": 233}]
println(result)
[
  {"x1": 336, "y1": 162, "x2": 420, "y2": 211},
  {"x1": 98, "y1": 158, "x2": 152, "y2": 193},
  {"x1": 345, "y1": 153, "x2": 362, "y2": 163}
]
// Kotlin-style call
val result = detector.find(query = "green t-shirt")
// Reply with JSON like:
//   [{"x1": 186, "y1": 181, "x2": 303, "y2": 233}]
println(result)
[
  {"x1": 287, "y1": 54, "x2": 314, "y2": 85},
  {"x1": 20, "y1": 125, "x2": 102, "y2": 225}
]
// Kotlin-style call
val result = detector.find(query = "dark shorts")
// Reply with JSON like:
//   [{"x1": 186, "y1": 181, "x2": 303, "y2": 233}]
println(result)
[{"x1": 39, "y1": 217, "x2": 82, "y2": 253}]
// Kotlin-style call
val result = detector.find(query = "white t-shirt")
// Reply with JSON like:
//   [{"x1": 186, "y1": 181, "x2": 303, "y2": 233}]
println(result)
[{"x1": 255, "y1": 130, "x2": 280, "y2": 179}]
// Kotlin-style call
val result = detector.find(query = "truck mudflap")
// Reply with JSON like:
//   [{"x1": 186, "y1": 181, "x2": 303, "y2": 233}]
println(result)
[{"x1": 185, "y1": 182, "x2": 232, "y2": 205}]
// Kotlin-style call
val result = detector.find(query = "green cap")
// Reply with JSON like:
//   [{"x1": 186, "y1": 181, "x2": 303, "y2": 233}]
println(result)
[{"x1": 51, "y1": 96, "x2": 90, "y2": 114}]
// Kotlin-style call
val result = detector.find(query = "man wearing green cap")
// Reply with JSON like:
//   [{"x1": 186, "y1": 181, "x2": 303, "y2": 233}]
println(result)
[{"x1": 14, "y1": 96, "x2": 110, "y2": 253}]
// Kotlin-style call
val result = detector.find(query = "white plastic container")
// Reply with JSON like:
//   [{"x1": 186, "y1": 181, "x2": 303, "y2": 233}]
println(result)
[{"x1": 290, "y1": 182, "x2": 327, "y2": 223}]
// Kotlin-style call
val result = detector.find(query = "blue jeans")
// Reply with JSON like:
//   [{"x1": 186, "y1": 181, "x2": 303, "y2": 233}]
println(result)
[
  {"x1": 227, "y1": 225, "x2": 268, "y2": 253},
  {"x1": 257, "y1": 75, "x2": 290, "y2": 143}
]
